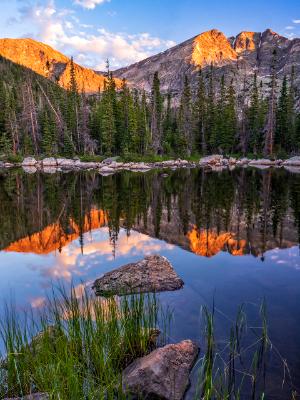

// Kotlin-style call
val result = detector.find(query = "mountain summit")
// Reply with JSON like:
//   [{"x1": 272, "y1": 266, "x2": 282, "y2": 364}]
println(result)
[
  {"x1": 0, "y1": 38, "x2": 122, "y2": 92},
  {"x1": 114, "y1": 29, "x2": 300, "y2": 99}
]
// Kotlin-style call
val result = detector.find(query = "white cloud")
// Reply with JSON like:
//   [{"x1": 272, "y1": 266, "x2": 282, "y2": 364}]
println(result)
[
  {"x1": 285, "y1": 26, "x2": 294, "y2": 30},
  {"x1": 11, "y1": 0, "x2": 176, "y2": 70},
  {"x1": 73, "y1": 0, "x2": 110, "y2": 10},
  {"x1": 293, "y1": 19, "x2": 300, "y2": 24}
]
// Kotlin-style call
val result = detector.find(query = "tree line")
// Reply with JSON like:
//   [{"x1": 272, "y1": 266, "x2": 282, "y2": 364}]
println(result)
[{"x1": 0, "y1": 54, "x2": 300, "y2": 159}]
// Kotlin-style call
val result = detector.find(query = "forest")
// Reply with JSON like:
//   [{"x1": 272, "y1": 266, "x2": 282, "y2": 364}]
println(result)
[{"x1": 0, "y1": 54, "x2": 300, "y2": 160}]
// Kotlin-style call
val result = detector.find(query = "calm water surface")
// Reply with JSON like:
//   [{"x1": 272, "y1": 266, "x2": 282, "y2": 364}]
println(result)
[{"x1": 0, "y1": 167, "x2": 300, "y2": 398}]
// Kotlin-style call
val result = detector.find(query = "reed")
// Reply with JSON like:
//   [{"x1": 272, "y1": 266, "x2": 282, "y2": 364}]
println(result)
[
  {"x1": 0, "y1": 284, "x2": 164, "y2": 399},
  {"x1": 195, "y1": 301, "x2": 294, "y2": 399}
]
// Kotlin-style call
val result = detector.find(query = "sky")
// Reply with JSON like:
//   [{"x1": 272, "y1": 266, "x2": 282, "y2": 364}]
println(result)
[{"x1": 0, "y1": 0, "x2": 299, "y2": 70}]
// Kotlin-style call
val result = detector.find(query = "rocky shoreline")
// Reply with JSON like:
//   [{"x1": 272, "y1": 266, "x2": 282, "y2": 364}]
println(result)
[{"x1": 1, "y1": 155, "x2": 300, "y2": 174}]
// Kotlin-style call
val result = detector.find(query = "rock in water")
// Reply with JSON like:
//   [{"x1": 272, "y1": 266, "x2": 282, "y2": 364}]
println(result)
[
  {"x1": 93, "y1": 255, "x2": 184, "y2": 296},
  {"x1": 122, "y1": 340, "x2": 199, "y2": 400},
  {"x1": 22, "y1": 157, "x2": 37, "y2": 166}
]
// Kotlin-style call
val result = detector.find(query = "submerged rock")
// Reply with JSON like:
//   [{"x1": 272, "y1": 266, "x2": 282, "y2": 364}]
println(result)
[
  {"x1": 3, "y1": 394, "x2": 49, "y2": 400},
  {"x1": 122, "y1": 340, "x2": 199, "y2": 400},
  {"x1": 93, "y1": 255, "x2": 184, "y2": 296}
]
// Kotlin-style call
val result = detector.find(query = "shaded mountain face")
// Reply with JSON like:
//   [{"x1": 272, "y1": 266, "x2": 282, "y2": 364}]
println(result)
[
  {"x1": 114, "y1": 29, "x2": 300, "y2": 101},
  {"x1": 0, "y1": 38, "x2": 122, "y2": 92}
]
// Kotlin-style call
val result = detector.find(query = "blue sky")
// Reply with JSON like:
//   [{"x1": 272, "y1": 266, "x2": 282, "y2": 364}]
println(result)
[{"x1": 1, "y1": 0, "x2": 300, "y2": 69}]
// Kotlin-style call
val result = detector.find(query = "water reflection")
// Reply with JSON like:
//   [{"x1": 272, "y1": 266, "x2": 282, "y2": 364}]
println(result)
[
  {"x1": 0, "y1": 168, "x2": 300, "y2": 397},
  {"x1": 0, "y1": 168, "x2": 299, "y2": 259}
]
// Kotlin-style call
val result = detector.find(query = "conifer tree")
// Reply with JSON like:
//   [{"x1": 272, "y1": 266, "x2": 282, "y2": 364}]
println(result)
[
  {"x1": 207, "y1": 64, "x2": 217, "y2": 152},
  {"x1": 194, "y1": 70, "x2": 207, "y2": 154},
  {"x1": 223, "y1": 80, "x2": 237, "y2": 154},
  {"x1": 275, "y1": 75, "x2": 289, "y2": 153},
  {"x1": 138, "y1": 90, "x2": 150, "y2": 154},
  {"x1": 247, "y1": 73, "x2": 261, "y2": 154},
  {"x1": 150, "y1": 72, "x2": 163, "y2": 154},
  {"x1": 264, "y1": 49, "x2": 277, "y2": 156},
  {"x1": 178, "y1": 75, "x2": 193, "y2": 156}
]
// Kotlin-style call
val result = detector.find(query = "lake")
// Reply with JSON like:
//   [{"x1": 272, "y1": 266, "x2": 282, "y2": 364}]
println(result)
[{"x1": 0, "y1": 167, "x2": 300, "y2": 398}]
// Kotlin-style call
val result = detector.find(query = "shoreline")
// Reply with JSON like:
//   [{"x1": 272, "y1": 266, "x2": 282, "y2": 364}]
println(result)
[{"x1": 1, "y1": 155, "x2": 300, "y2": 174}]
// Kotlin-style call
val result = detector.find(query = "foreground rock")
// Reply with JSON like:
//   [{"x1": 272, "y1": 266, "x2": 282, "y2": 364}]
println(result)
[
  {"x1": 93, "y1": 255, "x2": 184, "y2": 296},
  {"x1": 122, "y1": 340, "x2": 199, "y2": 400},
  {"x1": 3, "y1": 394, "x2": 48, "y2": 400}
]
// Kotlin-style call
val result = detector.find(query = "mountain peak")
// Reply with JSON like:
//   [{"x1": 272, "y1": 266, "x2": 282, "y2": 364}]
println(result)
[
  {"x1": 0, "y1": 38, "x2": 122, "y2": 92},
  {"x1": 191, "y1": 29, "x2": 237, "y2": 67}
]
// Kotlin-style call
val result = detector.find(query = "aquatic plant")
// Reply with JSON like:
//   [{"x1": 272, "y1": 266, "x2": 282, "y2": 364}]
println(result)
[
  {"x1": 0, "y1": 284, "x2": 163, "y2": 399},
  {"x1": 195, "y1": 301, "x2": 295, "y2": 399}
]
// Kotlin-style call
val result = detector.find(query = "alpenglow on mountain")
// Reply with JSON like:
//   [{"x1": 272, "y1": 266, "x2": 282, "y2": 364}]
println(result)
[
  {"x1": 0, "y1": 29, "x2": 299, "y2": 101},
  {"x1": 0, "y1": 38, "x2": 122, "y2": 92},
  {"x1": 114, "y1": 29, "x2": 300, "y2": 101}
]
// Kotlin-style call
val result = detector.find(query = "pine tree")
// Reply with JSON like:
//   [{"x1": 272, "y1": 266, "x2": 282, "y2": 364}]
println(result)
[
  {"x1": 150, "y1": 72, "x2": 163, "y2": 154},
  {"x1": 162, "y1": 93, "x2": 173, "y2": 154},
  {"x1": 247, "y1": 73, "x2": 261, "y2": 154},
  {"x1": 194, "y1": 70, "x2": 207, "y2": 155},
  {"x1": 138, "y1": 91, "x2": 150, "y2": 154},
  {"x1": 207, "y1": 64, "x2": 217, "y2": 152},
  {"x1": 275, "y1": 75, "x2": 289, "y2": 153},
  {"x1": 223, "y1": 80, "x2": 236, "y2": 154},
  {"x1": 264, "y1": 49, "x2": 277, "y2": 157},
  {"x1": 101, "y1": 72, "x2": 117, "y2": 155},
  {"x1": 178, "y1": 75, "x2": 193, "y2": 156}
]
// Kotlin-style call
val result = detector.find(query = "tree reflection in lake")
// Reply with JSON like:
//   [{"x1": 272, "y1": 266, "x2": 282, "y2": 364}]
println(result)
[
  {"x1": 1, "y1": 168, "x2": 299, "y2": 259},
  {"x1": 1, "y1": 167, "x2": 300, "y2": 398}
]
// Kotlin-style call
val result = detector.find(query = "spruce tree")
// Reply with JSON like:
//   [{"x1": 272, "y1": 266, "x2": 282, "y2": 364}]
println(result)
[
  {"x1": 194, "y1": 70, "x2": 207, "y2": 155},
  {"x1": 207, "y1": 64, "x2": 217, "y2": 152},
  {"x1": 178, "y1": 75, "x2": 193, "y2": 156},
  {"x1": 150, "y1": 72, "x2": 163, "y2": 154},
  {"x1": 264, "y1": 49, "x2": 277, "y2": 157},
  {"x1": 275, "y1": 75, "x2": 289, "y2": 153}
]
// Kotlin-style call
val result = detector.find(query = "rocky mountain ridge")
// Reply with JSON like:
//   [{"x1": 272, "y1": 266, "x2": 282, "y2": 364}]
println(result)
[
  {"x1": 0, "y1": 29, "x2": 299, "y2": 103},
  {"x1": 0, "y1": 38, "x2": 122, "y2": 92},
  {"x1": 114, "y1": 29, "x2": 300, "y2": 103}
]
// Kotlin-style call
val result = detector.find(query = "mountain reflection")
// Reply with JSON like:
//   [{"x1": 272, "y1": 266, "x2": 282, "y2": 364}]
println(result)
[
  {"x1": 0, "y1": 168, "x2": 300, "y2": 259},
  {"x1": 4, "y1": 210, "x2": 107, "y2": 254}
]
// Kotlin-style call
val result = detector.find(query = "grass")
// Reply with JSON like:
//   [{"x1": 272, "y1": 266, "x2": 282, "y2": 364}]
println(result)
[
  {"x1": 0, "y1": 288, "x2": 296, "y2": 400},
  {"x1": 0, "y1": 284, "x2": 165, "y2": 400},
  {"x1": 196, "y1": 301, "x2": 295, "y2": 400}
]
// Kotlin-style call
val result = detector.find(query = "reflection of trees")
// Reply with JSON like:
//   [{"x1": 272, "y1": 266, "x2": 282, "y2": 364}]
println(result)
[{"x1": 0, "y1": 168, "x2": 299, "y2": 257}]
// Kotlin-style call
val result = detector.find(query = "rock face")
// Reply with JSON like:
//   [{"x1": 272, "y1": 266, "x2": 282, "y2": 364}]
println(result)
[
  {"x1": 122, "y1": 340, "x2": 199, "y2": 400},
  {"x1": 114, "y1": 29, "x2": 300, "y2": 106},
  {"x1": 93, "y1": 255, "x2": 184, "y2": 296},
  {"x1": 0, "y1": 38, "x2": 122, "y2": 93}
]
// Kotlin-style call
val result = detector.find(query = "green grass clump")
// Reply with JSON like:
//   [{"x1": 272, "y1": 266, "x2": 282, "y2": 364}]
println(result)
[
  {"x1": 0, "y1": 285, "x2": 164, "y2": 400},
  {"x1": 196, "y1": 301, "x2": 294, "y2": 400}
]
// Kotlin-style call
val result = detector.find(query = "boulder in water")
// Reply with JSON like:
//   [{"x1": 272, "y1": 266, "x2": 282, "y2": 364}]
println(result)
[{"x1": 93, "y1": 255, "x2": 184, "y2": 296}]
